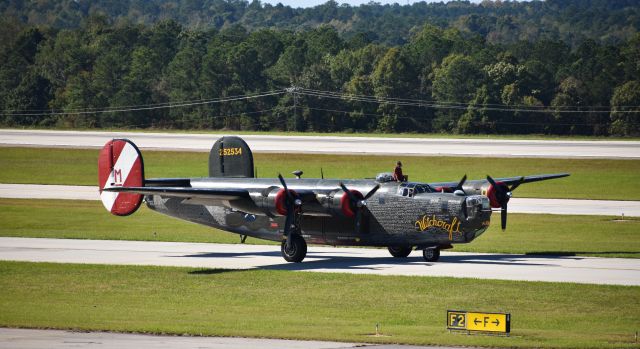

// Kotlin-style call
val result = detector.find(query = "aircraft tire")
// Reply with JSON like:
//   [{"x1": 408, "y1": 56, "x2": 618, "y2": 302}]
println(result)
[
  {"x1": 281, "y1": 235, "x2": 307, "y2": 263},
  {"x1": 387, "y1": 246, "x2": 412, "y2": 258},
  {"x1": 422, "y1": 247, "x2": 440, "y2": 262}
]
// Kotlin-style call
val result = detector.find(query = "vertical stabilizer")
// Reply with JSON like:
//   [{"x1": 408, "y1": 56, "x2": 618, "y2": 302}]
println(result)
[
  {"x1": 98, "y1": 139, "x2": 144, "y2": 216},
  {"x1": 209, "y1": 136, "x2": 254, "y2": 178}
]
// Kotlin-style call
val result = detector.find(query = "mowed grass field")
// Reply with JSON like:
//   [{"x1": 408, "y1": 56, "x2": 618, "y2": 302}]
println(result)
[
  {"x1": 1, "y1": 199, "x2": 638, "y2": 258},
  {"x1": 1, "y1": 147, "x2": 639, "y2": 200},
  {"x1": 0, "y1": 261, "x2": 638, "y2": 348}
]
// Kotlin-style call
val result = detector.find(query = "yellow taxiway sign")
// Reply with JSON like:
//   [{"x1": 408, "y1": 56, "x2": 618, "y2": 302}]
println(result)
[{"x1": 447, "y1": 310, "x2": 510, "y2": 334}]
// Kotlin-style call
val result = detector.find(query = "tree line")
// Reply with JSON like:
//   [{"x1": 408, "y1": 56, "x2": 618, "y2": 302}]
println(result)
[
  {"x1": 2, "y1": 0, "x2": 639, "y2": 47},
  {"x1": 1, "y1": 17, "x2": 639, "y2": 135}
]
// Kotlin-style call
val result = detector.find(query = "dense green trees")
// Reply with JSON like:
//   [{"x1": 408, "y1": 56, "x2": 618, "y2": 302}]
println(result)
[
  {"x1": 2, "y1": 0, "x2": 638, "y2": 47},
  {"x1": 0, "y1": 3, "x2": 639, "y2": 136}
]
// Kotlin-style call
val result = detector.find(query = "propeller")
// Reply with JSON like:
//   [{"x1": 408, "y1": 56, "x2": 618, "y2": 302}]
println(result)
[
  {"x1": 486, "y1": 175, "x2": 524, "y2": 231},
  {"x1": 278, "y1": 174, "x2": 302, "y2": 249},
  {"x1": 338, "y1": 182, "x2": 380, "y2": 234}
]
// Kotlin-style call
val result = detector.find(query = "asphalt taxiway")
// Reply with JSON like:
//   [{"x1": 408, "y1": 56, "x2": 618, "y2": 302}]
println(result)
[
  {"x1": 1, "y1": 237, "x2": 638, "y2": 285},
  {"x1": 2, "y1": 129, "x2": 639, "y2": 158},
  {"x1": 0, "y1": 328, "x2": 472, "y2": 349},
  {"x1": 1, "y1": 183, "x2": 638, "y2": 217}
]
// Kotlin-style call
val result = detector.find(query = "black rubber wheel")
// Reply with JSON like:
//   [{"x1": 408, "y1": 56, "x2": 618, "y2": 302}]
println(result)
[
  {"x1": 281, "y1": 235, "x2": 307, "y2": 263},
  {"x1": 387, "y1": 246, "x2": 412, "y2": 258},
  {"x1": 422, "y1": 247, "x2": 440, "y2": 262}
]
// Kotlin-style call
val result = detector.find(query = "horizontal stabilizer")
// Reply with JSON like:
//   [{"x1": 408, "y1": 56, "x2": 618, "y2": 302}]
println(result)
[{"x1": 144, "y1": 178, "x2": 191, "y2": 187}]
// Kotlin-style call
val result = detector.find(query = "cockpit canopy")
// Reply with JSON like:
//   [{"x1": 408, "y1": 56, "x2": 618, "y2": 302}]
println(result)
[{"x1": 376, "y1": 172, "x2": 436, "y2": 197}]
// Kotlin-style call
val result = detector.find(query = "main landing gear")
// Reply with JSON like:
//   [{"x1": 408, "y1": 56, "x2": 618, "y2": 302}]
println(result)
[
  {"x1": 387, "y1": 246, "x2": 412, "y2": 258},
  {"x1": 387, "y1": 246, "x2": 441, "y2": 262},
  {"x1": 281, "y1": 234, "x2": 307, "y2": 263}
]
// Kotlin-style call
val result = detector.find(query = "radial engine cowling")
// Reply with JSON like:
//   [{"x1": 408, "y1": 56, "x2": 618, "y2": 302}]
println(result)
[
  {"x1": 461, "y1": 181, "x2": 510, "y2": 209},
  {"x1": 243, "y1": 186, "x2": 327, "y2": 217},
  {"x1": 324, "y1": 189, "x2": 364, "y2": 218},
  {"x1": 484, "y1": 181, "x2": 510, "y2": 208},
  {"x1": 246, "y1": 186, "x2": 299, "y2": 216}
]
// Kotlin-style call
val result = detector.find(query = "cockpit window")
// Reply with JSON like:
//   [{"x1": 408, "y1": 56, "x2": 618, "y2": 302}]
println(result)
[
  {"x1": 398, "y1": 183, "x2": 435, "y2": 197},
  {"x1": 414, "y1": 184, "x2": 434, "y2": 194}
]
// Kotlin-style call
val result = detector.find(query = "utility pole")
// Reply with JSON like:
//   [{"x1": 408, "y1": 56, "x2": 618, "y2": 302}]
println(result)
[{"x1": 286, "y1": 86, "x2": 298, "y2": 132}]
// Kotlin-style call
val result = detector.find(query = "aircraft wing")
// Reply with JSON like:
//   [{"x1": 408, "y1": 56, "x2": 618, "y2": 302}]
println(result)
[
  {"x1": 103, "y1": 186, "x2": 250, "y2": 201},
  {"x1": 492, "y1": 173, "x2": 570, "y2": 185},
  {"x1": 428, "y1": 173, "x2": 569, "y2": 189}
]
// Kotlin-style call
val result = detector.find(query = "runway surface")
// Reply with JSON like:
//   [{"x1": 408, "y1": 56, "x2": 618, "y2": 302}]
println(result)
[
  {"x1": 1, "y1": 237, "x2": 638, "y2": 285},
  {"x1": 3, "y1": 129, "x2": 640, "y2": 158},
  {"x1": 0, "y1": 328, "x2": 469, "y2": 349},
  {"x1": 1, "y1": 183, "x2": 638, "y2": 217}
]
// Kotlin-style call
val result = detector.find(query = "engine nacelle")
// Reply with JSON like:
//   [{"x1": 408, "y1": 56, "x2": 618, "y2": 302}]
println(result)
[
  {"x1": 236, "y1": 187, "x2": 367, "y2": 218},
  {"x1": 245, "y1": 186, "x2": 299, "y2": 216},
  {"x1": 461, "y1": 181, "x2": 509, "y2": 208},
  {"x1": 328, "y1": 189, "x2": 363, "y2": 218}
]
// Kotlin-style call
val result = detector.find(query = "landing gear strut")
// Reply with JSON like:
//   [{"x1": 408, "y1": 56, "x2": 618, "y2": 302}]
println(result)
[
  {"x1": 281, "y1": 234, "x2": 307, "y2": 263},
  {"x1": 422, "y1": 247, "x2": 440, "y2": 262}
]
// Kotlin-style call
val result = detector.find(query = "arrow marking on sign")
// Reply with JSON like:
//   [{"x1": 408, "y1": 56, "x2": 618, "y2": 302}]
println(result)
[
  {"x1": 474, "y1": 318, "x2": 481, "y2": 325},
  {"x1": 493, "y1": 319, "x2": 500, "y2": 326}
]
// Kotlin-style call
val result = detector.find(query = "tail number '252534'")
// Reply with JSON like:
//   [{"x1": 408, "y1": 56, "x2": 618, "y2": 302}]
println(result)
[{"x1": 219, "y1": 147, "x2": 242, "y2": 156}]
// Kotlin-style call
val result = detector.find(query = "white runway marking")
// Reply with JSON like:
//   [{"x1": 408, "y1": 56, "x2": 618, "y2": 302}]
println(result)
[
  {"x1": 1, "y1": 237, "x2": 638, "y2": 286},
  {"x1": 1, "y1": 183, "x2": 638, "y2": 217},
  {"x1": 2, "y1": 129, "x2": 640, "y2": 158}
]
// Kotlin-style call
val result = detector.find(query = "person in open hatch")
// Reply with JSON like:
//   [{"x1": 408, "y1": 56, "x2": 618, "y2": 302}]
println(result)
[{"x1": 393, "y1": 161, "x2": 407, "y2": 182}]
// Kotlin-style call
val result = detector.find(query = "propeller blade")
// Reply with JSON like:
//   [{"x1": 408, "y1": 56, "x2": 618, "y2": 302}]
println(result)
[
  {"x1": 277, "y1": 173, "x2": 288, "y2": 190},
  {"x1": 487, "y1": 174, "x2": 508, "y2": 200},
  {"x1": 509, "y1": 176, "x2": 525, "y2": 192},
  {"x1": 501, "y1": 203, "x2": 508, "y2": 231},
  {"x1": 363, "y1": 184, "x2": 380, "y2": 200},
  {"x1": 278, "y1": 173, "x2": 295, "y2": 201},
  {"x1": 339, "y1": 182, "x2": 359, "y2": 203},
  {"x1": 486, "y1": 175, "x2": 500, "y2": 192},
  {"x1": 355, "y1": 209, "x2": 362, "y2": 234},
  {"x1": 455, "y1": 174, "x2": 467, "y2": 191}
]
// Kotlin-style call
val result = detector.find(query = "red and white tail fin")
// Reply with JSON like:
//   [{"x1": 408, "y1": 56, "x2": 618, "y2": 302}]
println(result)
[{"x1": 98, "y1": 139, "x2": 144, "y2": 216}]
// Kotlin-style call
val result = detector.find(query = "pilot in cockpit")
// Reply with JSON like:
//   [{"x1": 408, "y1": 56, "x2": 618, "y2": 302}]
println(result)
[{"x1": 393, "y1": 161, "x2": 407, "y2": 182}]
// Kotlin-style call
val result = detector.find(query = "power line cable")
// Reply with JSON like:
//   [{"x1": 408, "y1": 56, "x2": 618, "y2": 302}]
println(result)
[
  {"x1": 1, "y1": 90, "x2": 286, "y2": 116},
  {"x1": 295, "y1": 87, "x2": 640, "y2": 113}
]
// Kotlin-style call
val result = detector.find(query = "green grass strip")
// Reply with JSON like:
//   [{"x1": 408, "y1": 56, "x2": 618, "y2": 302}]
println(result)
[
  {"x1": 1, "y1": 199, "x2": 638, "y2": 258},
  {"x1": 0, "y1": 261, "x2": 637, "y2": 348},
  {"x1": 1, "y1": 147, "x2": 640, "y2": 200}
]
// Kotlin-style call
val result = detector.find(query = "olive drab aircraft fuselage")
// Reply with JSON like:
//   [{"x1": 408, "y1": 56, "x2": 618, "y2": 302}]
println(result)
[{"x1": 99, "y1": 136, "x2": 569, "y2": 263}]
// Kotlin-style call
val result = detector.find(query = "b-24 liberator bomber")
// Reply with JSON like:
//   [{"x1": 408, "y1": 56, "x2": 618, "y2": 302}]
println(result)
[{"x1": 99, "y1": 136, "x2": 568, "y2": 263}]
